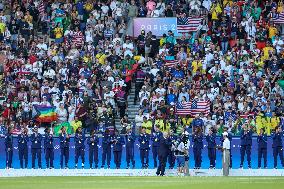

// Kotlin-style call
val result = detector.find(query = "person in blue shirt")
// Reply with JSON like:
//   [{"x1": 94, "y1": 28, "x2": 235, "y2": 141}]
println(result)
[
  {"x1": 172, "y1": 66, "x2": 184, "y2": 79},
  {"x1": 272, "y1": 126, "x2": 284, "y2": 169},
  {"x1": 192, "y1": 127, "x2": 203, "y2": 169},
  {"x1": 18, "y1": 128, "x2": 29, "y2": 169},
  {"x1": 220, "y1": 127, "x2": 233, "y2": 168},
  {"x1": 166, "y1": 89, "x2": 177, "y2": 105},
  {"x1": 74, "y1": 127, "x2": 85, "y2": 168},
  {"x1": 87, "y1": 130, "x2": 99, "y2": 169},
  {"x1": 206, "y1": 127, "x2": 216, "y2": 169},
  {"x1": 125, "y1": 127, "x2": 136, "y2": 169},
  {"x1": 138, "y1": 127, "x2": 150, "y2": 169},
  {"x1": 257, "y1": 128, "x2": 267, "y2": 168},
  {"x1": 191, "y1": 114, "x2": 204, "y2": 133},
  {"x1": 30, "y1": 126, "x2": 42, "y2": 169},
  {"x1": 151, "y1": 126, "x2": 162, "y2": 168},
  {"x1": 111, "y1": 130, "x2": 125, "y2": 169},
  {"x1": 101, "y1": 129, "x2": 112, "y2": 169},
  {"x1": 59, "y1": 126, "x2": 70, "y2": 169},
  {"x1": 240, "y1": 126, "x2": 253, "y2": 168},
  {"x1": 5, "y1": 127, "x2": 13, "y2": 169},
  {"x1": 168, "y1": 129, "x2": 178, "y2": 169},
  {"x1": 44, "y1": 128, "x2": 54, "y2": 168}
]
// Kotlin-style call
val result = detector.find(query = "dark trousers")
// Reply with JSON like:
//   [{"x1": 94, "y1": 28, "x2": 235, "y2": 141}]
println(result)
[
  {"x1": 45, "y1": 148, "x2": 54, "y2": 168},
  {"x1": 208, "y1": 148, "x2": 216, "y2": 167},
  {"x1": 6, "y1": 148, "x2": 13, "y2": 168},
  {"x1": 89, "y1": 146, "x2": 98, "y2": 168},
  {"x1": 240, "y1": 145, "x2": 251, "y2": 167},
  {"x1": 75, "y1": 147, "x2": 85, "y2": 164},
  {"x1": 118, "y1": 105, "x2": 126, "y2": 118},
  {"x1": 168, "y1": 151, "x2": 175, "y2": 168},
  {"x1": 60, "y1": 147, "x2": 69, "y2": 168},
  {"x1": 126, "y1": 146, "x2": 135, "y2": 166},
  {"x1": 258, "y1": 147, "x2": 267, "y2": 168},
  {"x1": 193, "y1": 147, "x2": 202, "y2": 168},
  {"x1": 152, "y1": 146, "x2": 159, "y2": 167},
  {"x1": 102, "y1": 146, "x2": 111, "y2": 166},
  {"x1": 140, "y1": 149, "x2": 149, "y2": 167},
  {"x1": 273, "y1": 147, "x2": 284, "y2": 168},
  {"x1": 134, "y1": 82, "x2": 143, "y2": 102},
  {"x1": 157, "y1": 155, "x2": 167, "y2": 176},
  {"x1": 19, "y1": 147, "x2": 28, "y2": 168},
  {"x1": 113, "y1": 151, "x2": 122, "y2": 168},
  {"x1": 32, "y1": 148, "x2": 42, "y2": 168}
]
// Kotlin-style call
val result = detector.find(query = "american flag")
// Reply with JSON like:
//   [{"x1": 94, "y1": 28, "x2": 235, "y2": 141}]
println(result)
[
  {"x1": 176, "y1": 99, "x2": 211, "y2": 116},
  {"x1": 177, "y1": 17, "x2": 202, "y2": 33},
  {"x1": 72, "y1": 31, "x2": 84, "y2": 47},
  {"x1": 165, "y1": 59, "x2": 179, "y2": 68},
  {"x1": 273, "y1": 12, "x2": 284, "y2": 24},
  {"x1": 38, "y1": 1, "x2": 45, "y2": 16}
]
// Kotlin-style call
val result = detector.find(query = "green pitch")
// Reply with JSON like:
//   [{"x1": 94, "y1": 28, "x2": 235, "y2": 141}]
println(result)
[{"x1": 1, "y1": 177, "x2": 284, "y2": 189}]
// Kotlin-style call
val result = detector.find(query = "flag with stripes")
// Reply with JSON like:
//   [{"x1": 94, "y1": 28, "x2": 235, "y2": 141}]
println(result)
[
  {"x1": 177, "y1": 17, "x2": 202, "y2": 33},
  {"x1": 165, "y1": 59, "x2": 179, "y2": 68},
  {"x1": 72, "y1": 31, "x2": 84, "y2": 47},
  {"x1": 38, "y1": 1, "x2": 45, "y2": 16},
  {"x1": 176, "y1": 99, "x2": 211, "y2": 116},
  {"x1": 273, "y1": 12, "x2": 284, "y2": 24}
]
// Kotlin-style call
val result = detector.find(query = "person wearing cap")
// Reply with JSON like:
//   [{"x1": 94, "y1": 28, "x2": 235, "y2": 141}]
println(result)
[
  {"x1": 240, "y1": 125, "x2": 252, "y2": 169},
  {"x1": 74, "y1": 127, "x2": 85, "y2": 168},
  {"x1": 44, "y1": 127, "x2": 54, "y2": 169},
  {"x1": 111, "y1": 129, "x2": 125, "y2": 169},
  {"x1": 138, "y1": 127, "x2": 150, "y2": 168},
  {"x1": 222, "y1": 131, "x2": 230, "y2": 176},
  {"x1": 125, "y1": 127, "x2": 136, "y2": 169},
  {"x1": 206, "y1": 127, "x2": 216, "y2": 169},
  {"x1": 59, "y1": 126, "x2": 70, "y2": 169},
  {"x1": 5, "y1": 127, "x2": 13, "y2": 169},
  {"x1": 257, "y1": 128, "x2": 267, "y2": 169},
  {"x1": 30, "y1": 126, "x2": 42, "y2": 169},
  {"x1": 151, "y1": 125, "x2": 162, "y2": 168},
  {"x1": 87, "y1": 129, "x2": 99, "y2": 169},
  {"x1": 271, "y1": 126, "x2": 284, "y2": 169},
  {"x1": 17, "y1": 128, "x2": 29, "y2": 168}
]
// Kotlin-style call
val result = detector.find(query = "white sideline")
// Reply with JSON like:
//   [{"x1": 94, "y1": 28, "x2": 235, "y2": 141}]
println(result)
[{"x1": 0, "y1": 169, "x2": 284, "y2": 177}]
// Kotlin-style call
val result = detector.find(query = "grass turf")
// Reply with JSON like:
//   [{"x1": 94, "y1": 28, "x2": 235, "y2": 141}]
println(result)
[{"x1": 0, "y1": 177, "x2": 284, "y2": 189}]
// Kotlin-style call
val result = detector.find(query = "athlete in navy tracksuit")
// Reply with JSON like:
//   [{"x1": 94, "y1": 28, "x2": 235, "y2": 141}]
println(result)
[
  {"x1": 87, "y1": 130, "x2": 99, "y2": 169},
  {"x1": 125, "y1": 128, "x2": 136, "y2": 168},
  {"x1": 257, "y1": 128, "x2": 267, "y2": 168},
  {"x1": 240, "y1": 127, "x2": 252, "y2": 168},
  {"x1": 44, "y1": 128, "x2": 54, "y2": 168},
  {"x1": 30, "y1": 126, "x2": 42, "y2": 169},
  {"x1": 138, "y1": 127, "x2": 150, "y2": 168},
  {"x1": 220, "y1": 127, "x2": 232, "y2": 168},
  {"x1": 74, "y1": 127, "x2": 85, "y2": 168},
  {"x1": 168, "y1": 130, "x2": 177, "y2": 169},
  {"x1": 112, "y1": 130, "x2": 125, "y2": 169},
  {"x1": 192, "y1": 127, "x2": 203, "y2": 169},
  {"x1": 151, "y1": 126, "x2": 162, "y2": 168},
  {"x1": 101, "y1": 129, "x2": 112, "y2": 168},
  {"x1": 5, "y1": 127, "x2": 13, "y2": 169},
  {"x1": 59, "y1": 127, "x2": 70, "y2": 168},
  {"x1": 272, "y1": 126, "x2": 284, "y2": 169},
  {"x1": 206, "y1": 128, "x2": 216, "y2": 168},
  {"x1": 18, "y1": 128, "x2": 29, "y2": 168}
]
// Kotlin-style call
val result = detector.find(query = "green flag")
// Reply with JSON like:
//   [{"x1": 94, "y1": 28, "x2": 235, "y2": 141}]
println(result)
[
  {"x1": 277, "y1": 80, "x2": 284, "y2": 89},
  {"x1": 54, "y1": 122, "x2": 73, "y2": 136}
]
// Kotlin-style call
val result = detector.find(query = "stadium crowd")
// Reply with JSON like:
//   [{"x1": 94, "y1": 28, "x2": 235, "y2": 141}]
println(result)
[{"x1": 1, "y1": 0, "x2": 284, "y2": 171}]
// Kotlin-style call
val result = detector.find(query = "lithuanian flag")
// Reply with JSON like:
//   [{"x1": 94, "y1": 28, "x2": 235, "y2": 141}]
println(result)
[{"x1": 35, "y1": 105, "x2": 58, "y2": 123}]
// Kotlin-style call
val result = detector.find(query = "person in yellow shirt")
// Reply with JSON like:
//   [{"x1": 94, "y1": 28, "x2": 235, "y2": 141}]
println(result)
[
  {"x1": 210, "y1": 3, "x2": 222, "y2": 20},
  {"x1": 0, "y1": 19, "x2": 6, "y2": 34},
  {"x1": 262, "y1": 43, "x2": 274, "y2": 60},
  {"x1": 54, "y1": 23, "x2": 63, "y2": 44},
  {"x1": 182, "y1": 115, "x2": 193, "y2": 127},
  {"x1": 271, "y1": 113, "x2": 280, "y2": 130},
  {"x1": 268, "y1": 24, "x2": 278, "y2": 39},
  {"x1": 70, "y1": 116, "x2": 82, "y2": 133},
  {"x1": 95, "y1": 50, "x2": 107, "y2": 64},
  {"x1": 191, "y1": 58, "x2": 202, "y2": 74},
  {"x1": 159, "y1": 34, "x2": 167, "y2": 47},
  {"x1": 255, "y1": 113, "x2": 265, "y2": 134},
  {"x1": 254, "y1": 56, "x2": 265, "y2": 70},
  {"x1": 141, "y1": 116, "x2": 153, "y2": 134}
]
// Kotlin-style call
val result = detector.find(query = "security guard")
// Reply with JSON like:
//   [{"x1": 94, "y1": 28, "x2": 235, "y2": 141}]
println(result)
[
  {"x1": 156, "y1": 132, "x2": 171, "y2": 176},
  {"x1": 30, "y1": 126, "x2": 42, "y2": 169},
  {"x1": 87, "y1": 130, "x2": 99, "y2": 169},
  {"x1": 74, "y1": 127, "x2": 85, "y2": 168},
  {"x1": 206, "y1": 127, "x2": 216, "y2": 169},
  {"x1": 44, "y1": 128, "x2": 54, "y2": 168},
  {"x1": 112, "y1": 130, "x2": 125, "y2": 169},
  {"x1": 220, "y1": 127, "x2": 233, "y2": 168},
  {"x1": 240, "y1": 126, "x2": 252, "y2": 168},
  {"x1": 272, "y1": 126, "x2": 284, "y2": 169},
  {"x1": 59, "y1": 126, "x2": 70, "y2": 169},
  {"x1": 168, "y1": 129, "x2": 177, "y2": 169},
  {"x1": 138, "y1": 127, "x2": 150, "y2": 168},
  {"x1": 101, "y1": 129, "x2": 112, "y2": 168},
  {"x1": 5, "y1": 127, "x2": 13, "y2": 169},
  {"x1": 257, "y1": 128, "x2": 267, "y2": 168},
  {"x1": 18, "y1": 128, "x2": 29, "y2": 168},
  {"x1": 125, "y1": 127, "x2": 136, "y2": 169},
  {"x1": 192, "y1": 127, "x2": 203, "y2": 169},
  {"x1": 151, "y1": 126, "x2": 162, "y2": 168}
]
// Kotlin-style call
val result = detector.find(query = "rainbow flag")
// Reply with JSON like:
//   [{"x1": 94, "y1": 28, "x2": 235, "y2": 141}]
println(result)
[{"x1": 35, "y1": 105, "x2": 58, "y2": 123}]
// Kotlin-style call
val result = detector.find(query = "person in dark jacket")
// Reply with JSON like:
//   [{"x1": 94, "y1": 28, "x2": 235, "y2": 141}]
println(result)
[
  {"x1": 74, "y1": 127, "x2": 85, "y2": 168},
  {"x1": 125, "y1": 127, "x2": 136, "y2": 169},
  {"x1": 151, "y1": 125, "x2": 162, "y2": 168},
  {"x1": 156, "y1": 132, "x2": 171, "y2": 176},
  {"x1": 257, "y1": 128, "x2": 267, "y2": 168},
  {"x1": 30, "y1": 126, "x2": 42, "y2": 169},
  {"x1": 87, "y1": 130, "x2": 99, "y2": 169},
  {"x1": 101, "y1": 129, "x2": 112, "y2": 168},
  {"x1": 44, "y1": 127, "x2": 54, "y2": 168},
  {"x1": 240, "y1": 126, "x2": 252, "y2": 168},
  {"x1": 168, "y1": 129, "x2": 177, "y2": 169},
  {"x1": 272, "y1": 126, "x2": 284, "y2": 169},
  {"x1": 18, "y1": 128, "x2": 29, "y2": 168},
  {"x1": 138, "y1": 127, "x2": 150, "y2": 168},
  {"x1": 206, "y1": 127, "x2": 216, "y2": 169},
  {"x1": 5, "y1": 127, "x2": 13, "y2": 169},
  {"x1": 112, "y1": 130, "x2": 125, "y2": 169},
  {"x1": 59, "y1": 126, "x2": 70, "y2": 169},
  {"x1": 192, "y1": 127, "x2": 203, "y2": 169}
]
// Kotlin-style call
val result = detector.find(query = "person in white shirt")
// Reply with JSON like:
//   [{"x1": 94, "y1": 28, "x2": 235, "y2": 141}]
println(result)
[
  {"x1": 273, "y1": 36, "x2": 284, "y2": 54},
  {"x1": 43, "y1": 66, "x2": 56, "y2": 80},
  {"x1": 222, "y1": 132, "x2": 230, "y2": 176}
]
